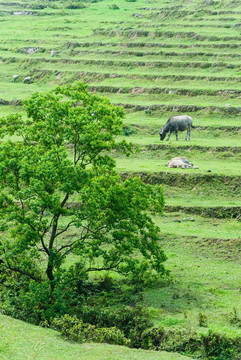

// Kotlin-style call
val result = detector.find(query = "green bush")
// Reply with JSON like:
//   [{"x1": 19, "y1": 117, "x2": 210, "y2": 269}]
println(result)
[
  {"x1": 0, "y1": 276, "x2": 70, "y2": 324},
  {"x1": 0, "y1": 265, "x2": 150, "y2": 335},
  {"x1": 28, "y1": 3, "x2": 46, "y2": 9},
  {"x1": 122, "y1": 125, "x2": 136, "y2": 136},
  {"x1": 202, "y1": 331, "x2": 241, "y2": 360},
  {"x1": 0, "y1": 268, "x2": 86, "y2": 324},
  {"x1": 65, "y1": 2, "x2": 86, "y2": 9},
  {"x1": 51, "y1": 314, "x2": 130, "y2": 346},
  {"x1": 109, "y1": 4, "x2": 119, "y2": 10},
  {"x1": 79, "y1": 305, "x2": 152, "y2": 347},
  {"x1": 160, "y1": 330, "x2": 202, "y2": 354},
  {"x1": 141, "y1": 327, "x2": 166, "y2": 350}
]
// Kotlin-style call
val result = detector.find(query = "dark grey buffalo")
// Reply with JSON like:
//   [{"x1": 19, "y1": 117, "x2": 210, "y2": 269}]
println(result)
[{"x1": 159, "y1": 115, "x2": 193, "y2": 141}]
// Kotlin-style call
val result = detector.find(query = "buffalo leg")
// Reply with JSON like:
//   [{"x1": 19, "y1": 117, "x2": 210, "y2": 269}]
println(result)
[
  {"x1": 175, "y1": 130, "x2": 178, "y2": 141},
  {"x1": 185, "y1": 126, "x2": 190, "y2": 140},
  {"x1": 166, "y1": 130, "x2": 172, "y2": 140}
]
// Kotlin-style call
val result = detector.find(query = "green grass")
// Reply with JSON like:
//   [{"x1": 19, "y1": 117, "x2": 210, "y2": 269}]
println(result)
[
  {"x1": 0, "y1": 0, "x2": 241, "y2": 356},
  {"x1": 115, "y1": 155, "x2": 241, "y2": 176},
  {"x1": 90, "y1": 77, "x2": 241, "y2": 91},
  {"x1": 143, "y1": 227, "x2": 241, "y2": 337},
  {"x1": 124, "y1": 111, "x2": 241, "y2": 128},
  {"x1": 155, "y1": 213, "x2": 241, "y2": 241},
  {"x1": 0, "y1": 315, "x2": 192, "y2": 360},
  {"x1": 105, "y1": 92, "x2": 241, "y2": 108},
  {"x1": 119, "y1": 131, "x2": 241, "y2": 147}
]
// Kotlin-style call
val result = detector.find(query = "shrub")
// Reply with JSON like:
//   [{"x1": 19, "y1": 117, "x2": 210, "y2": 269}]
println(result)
[
  {"x1": 109, "y1": 4, "x2": 119, "y2": 10},
  {"x1": 158, "y1": 330, "x2": 202, "y2": 354},
  {"x1": 141, "y1": 327, "x2": 166, "y2": 350},
  {"x1": 0, "y1": 276, "x2": 70, "y2": 324},
  {"x1": 202, "y1": 331, "x2": 241, "y2": 360},
  {"x1": 79, "y1": 305, "x2": 152, "y2": 347},
  {"x1": 65, "y1": 2, "x2": 86, "y2": 9},
  {"x1": 51, "y1": 315, "x2": 130, "y2": 346},
  {"x1": 28, "y1": 3, "x2": 46, "y2": 9},
  {"x1": 198, "y1": 312, "x2": 208, "y2": 327},
  {"x1": 122, "y1": 125, "x2": 135, "y2": 136}
]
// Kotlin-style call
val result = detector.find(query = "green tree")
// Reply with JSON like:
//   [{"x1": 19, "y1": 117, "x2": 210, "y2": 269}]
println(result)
[{"x1": 0, "y1": 83, "x2": 166, "y2": 291}]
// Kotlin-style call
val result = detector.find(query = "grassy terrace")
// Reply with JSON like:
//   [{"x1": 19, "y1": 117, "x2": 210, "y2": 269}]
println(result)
[
  {"x1": 0, "y1": 315, "x2": 192, "y2": 360},
  {"x1": 0, "y1": 0, "x2": 240, "y2": 357}
]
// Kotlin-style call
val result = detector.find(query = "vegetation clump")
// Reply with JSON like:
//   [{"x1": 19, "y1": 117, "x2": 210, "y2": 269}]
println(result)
[{"x1": 51, "y1": 314, "x2": 130, "y2": 346}]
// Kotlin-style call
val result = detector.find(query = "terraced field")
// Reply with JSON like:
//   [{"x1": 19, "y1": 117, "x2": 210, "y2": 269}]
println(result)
[{"x1": 0, "y1": 0, "x2": 240, "y2": 354}]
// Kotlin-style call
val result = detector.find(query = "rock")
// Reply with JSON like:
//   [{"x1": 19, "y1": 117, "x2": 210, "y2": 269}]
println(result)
[
  {"x1": 23, "y1": 76, "x2": 31, "y2": 84},
  {"x1": 51, "y1": 50, "x2": 61, "y2": 57},
  {"x1": 12, "y1": 75, "x2": 19, "y2": 81},
  {"x1": 13, "y1": 11, "x2": 34, "y2": 16},
  {"x1": 18, "y1": 47, "x2": 41, "y2": 54}
]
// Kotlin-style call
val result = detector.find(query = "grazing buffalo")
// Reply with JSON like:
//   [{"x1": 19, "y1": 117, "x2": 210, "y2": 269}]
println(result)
[{"x1": 159, "y1": 115, "x2": 193, "y2": 141}]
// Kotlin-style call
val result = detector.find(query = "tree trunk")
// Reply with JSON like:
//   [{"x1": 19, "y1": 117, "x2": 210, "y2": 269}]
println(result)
[{"x1": 46, "y1": 259, "x2": 55, "y2": 292}]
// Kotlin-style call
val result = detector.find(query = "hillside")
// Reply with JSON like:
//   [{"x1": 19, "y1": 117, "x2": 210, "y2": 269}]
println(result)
[
  {"x1": 0, "y1": 0, "x2": 240, "y2": 358},
  {"x1": 0, "y1": 315, "x2": 192, "y2": 360}
]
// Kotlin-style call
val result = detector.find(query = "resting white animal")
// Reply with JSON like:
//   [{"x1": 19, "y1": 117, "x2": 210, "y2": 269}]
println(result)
[{"x1": 166, "y1": 157, "x2": 198, "y2": 169}]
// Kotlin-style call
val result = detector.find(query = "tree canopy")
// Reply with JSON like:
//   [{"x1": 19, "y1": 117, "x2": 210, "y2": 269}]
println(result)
[{"x1": 0, "y1": 83, "x2": 166, "y2": 290}]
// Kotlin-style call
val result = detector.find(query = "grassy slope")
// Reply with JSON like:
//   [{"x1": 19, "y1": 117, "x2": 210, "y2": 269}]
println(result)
[
  {"x1": 0, "y1": 0, "x2": 241, "y2": 356},
  {"x1": 0, "y1": 315, "x2": 192, "y2": 360}
]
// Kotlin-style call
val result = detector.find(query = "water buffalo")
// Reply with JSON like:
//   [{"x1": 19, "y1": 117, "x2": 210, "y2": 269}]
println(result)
[
  {"x1": 166, "y1": 157, "x2": 199, "y2": 169},
  {"x1": 159, "y1": 115, "x2": 193, "y2": 141}
]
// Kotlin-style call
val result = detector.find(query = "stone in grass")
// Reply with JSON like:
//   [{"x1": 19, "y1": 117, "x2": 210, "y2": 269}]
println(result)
[
  {"x1": 166, "y1": 157, "x2": 199, "y2": 169},
  {"x1": 51, "y1": 50, "x2": 61, "y2": 57},
  {"x1": 18, "y1": 47, "x2": 42, "y2": 54},
  {"x1": 23, "y1": 76, "x2": 32, "y2": 84},
  {"x1": 12, "y1": 75, "x2": 19, "y2": 82},
  {"x1": 13, "y1": 11, "x2": 34, "y2": 16}
]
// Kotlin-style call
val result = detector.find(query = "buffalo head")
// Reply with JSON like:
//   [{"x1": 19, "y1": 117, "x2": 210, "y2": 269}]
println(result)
[{"x1": 159, "y1": 129, "x2": 166, "y2": 141}]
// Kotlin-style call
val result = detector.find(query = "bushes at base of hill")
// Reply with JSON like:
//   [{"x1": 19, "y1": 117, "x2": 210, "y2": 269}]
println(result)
[
  {"x1": 1, "y1": 271, "x2": 240, "y2": 359},
  {"x1": 49, "y1": 315, "x2": 241, "y2": 360},
  {"x1": 201, "y1": 332, "x2": 241, "y2": 360},
  {"x1": 51, "y1": 314, "x2": 130, "y2": 346},
  {"x1": 141, "y1": 328, "x2": 241, "y2": 360},
  {"x1": 78, "y1": 305, "x2": 152, "y2": 348}
]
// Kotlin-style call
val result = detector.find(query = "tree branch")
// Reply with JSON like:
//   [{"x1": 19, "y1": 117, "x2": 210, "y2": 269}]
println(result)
[
  {"x1": 55, "y1": 220, "x2": 75, "y2": 238},
  {"x1": 3, "y1": 259, "x2": 42, "y2": 283},
  {"x1": 86, "y1": 260, "x2": 122, "y2": 273}
]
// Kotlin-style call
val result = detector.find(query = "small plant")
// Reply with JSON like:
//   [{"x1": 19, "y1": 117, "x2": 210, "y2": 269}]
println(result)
[
  {"x1": 65, "y1": 2, "x2": 86, "y2": 9},
  {"x1": 122, "y1": 125, "x2": 135, "y2": 136},
  {"x1": 172, "y1": 291, "x2": 180, "y2": 299},
  {"x1": 109, "y1": 4, "x2": 119, "y2": 9},
  {"x1": 229, "y1": 307, "x2": 241, "y2": 326},
  {"x1": 198, "y1": 313, "x2": 208, "y2": 327},
  {"x1": 145, "y1": 109, "x2": 152, "y2": 115},
  {"x1": 28, "y1": 3, "x2": 46, "y2": 9}
]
